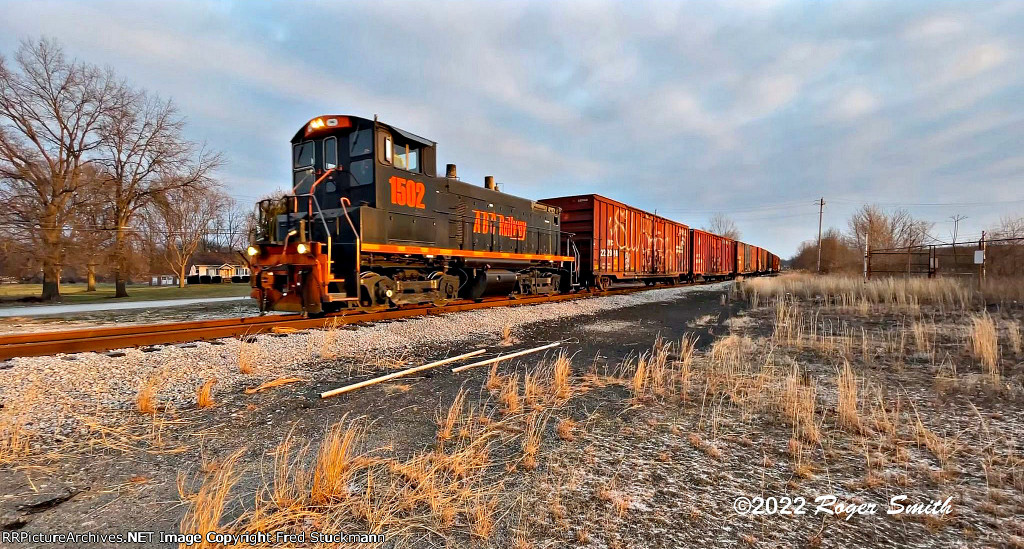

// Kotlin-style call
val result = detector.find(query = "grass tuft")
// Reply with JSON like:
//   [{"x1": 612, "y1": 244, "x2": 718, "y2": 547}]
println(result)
[
  {"x1": 836, "y1": 360, "x2": 860, "y2": 432},
  {"x1": 969, "y1": 313, "x2": 999, "y2": 380},
  {"x1": 137, "y1": 376, "x2": 160, "y2": 414},
  {"x1": 196, "y1": 378, "x2": 217, "y2": 409}
]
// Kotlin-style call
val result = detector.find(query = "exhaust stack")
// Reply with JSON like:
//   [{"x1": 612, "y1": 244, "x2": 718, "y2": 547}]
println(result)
[
  {"x1": 446, "y1": 164, "x2": 457, "y2": 178},
  {"x1": 484, "y1": 175, "x2": 498, "y2": 191}
]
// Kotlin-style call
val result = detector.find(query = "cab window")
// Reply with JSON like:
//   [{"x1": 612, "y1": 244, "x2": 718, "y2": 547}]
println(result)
[
  {"x1": 394, "y1": 143, "x2": 419, "y2": 172},
  {"x1": 293, "y1": 141, "x2": 314, "y2": 168},
  {"x1": 349, "y1": 129, "x2": 372, "y2": 157},
  {"x1": 323, "y1": 137, "x2": 337, "y2": 169}
]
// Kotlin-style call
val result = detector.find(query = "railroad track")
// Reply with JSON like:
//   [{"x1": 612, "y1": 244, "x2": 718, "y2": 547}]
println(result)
[{"x1": 0, "y1": 284, "x2": 689, "y2": 361}]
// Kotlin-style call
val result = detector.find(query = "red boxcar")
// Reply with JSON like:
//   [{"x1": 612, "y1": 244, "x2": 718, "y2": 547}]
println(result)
[
  {"x1": 735, "y1": 242, "x2": 756, "y2": 275},
  {"x1": 691, "y1": 228, "x2": 734, "y2": 278},
  {"x1": 751, "y1": 245, "x2": 763, "y2": 272},
  {"x1": 539, "y1": 194, "x2": 689, "y2": 288}
]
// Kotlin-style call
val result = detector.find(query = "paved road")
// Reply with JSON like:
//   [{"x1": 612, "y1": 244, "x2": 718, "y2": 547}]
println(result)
[{"x1": 0, "y1": 296, "x2": 253, "y2": 317}]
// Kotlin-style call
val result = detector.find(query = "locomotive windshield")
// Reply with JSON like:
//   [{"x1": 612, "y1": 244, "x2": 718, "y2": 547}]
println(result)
[{"x1": 292, "y1": 125, "x2": 374, "y2": 196}]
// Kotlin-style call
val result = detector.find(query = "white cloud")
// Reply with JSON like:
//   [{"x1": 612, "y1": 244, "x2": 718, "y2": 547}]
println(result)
[{"x1": 835, "y1": 88, "x2": 879, "y2": 120}]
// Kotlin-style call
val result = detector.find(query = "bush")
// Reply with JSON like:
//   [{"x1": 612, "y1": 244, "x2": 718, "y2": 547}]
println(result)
[
  {"x1": 187, "y1": 275, "x2": 200, "y2": 285},
  {"x1": 199, "y1": 275, "x2": 211, "y2": 284},
  {"x1": 212, "y1": 276, "x2": 222, "y2": 284}
]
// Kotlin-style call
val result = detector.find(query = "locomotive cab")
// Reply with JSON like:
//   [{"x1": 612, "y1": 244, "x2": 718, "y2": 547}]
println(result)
[
  {"x1": 289, "y1": 116, "x2": 438, "y2": 214},
  {"x1": 248, "y1": 115, "x2": 572, "y2": 315}
]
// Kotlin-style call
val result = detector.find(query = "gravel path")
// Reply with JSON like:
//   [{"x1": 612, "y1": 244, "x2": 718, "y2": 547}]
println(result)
[{"x1": 0, "y1": 283, "x2": 730, "y2": 440}]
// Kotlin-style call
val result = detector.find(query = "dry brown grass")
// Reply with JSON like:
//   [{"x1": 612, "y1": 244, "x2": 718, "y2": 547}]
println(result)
[
  {"x1": 1006, "y1": 321, "x2": 1022, "y2": 357},
  {"x1": 238, "y1": 338, "x2": 260, "y2": 374},
  {"x1": 555, "y1": 419, "x2": 577, "y2": 441},
  {"x1": 136, "y1": 375, "x2": 160, "y2": 414},
  {"x1": 196, "y1": 378, "x2": 217, "y2": 409},
  {"x1": 311, "y1": 420, "x2": 363, "y2": 504},
  {"x1": 470, "y1": 496, "x2": 496, "y2": 538},
  {"x1": 630, "y1": 355, "x2": 649, "y2": 403},
  {"x1": 523, "y1": 370, "x2": 543, "y2": 410},
  {"x1": 836, "y1": 361, "x2": 861, "y2": 432},
  {"x1": 551, "y1": 352, "x2": 572, "y2": 402},
  {"x1": 318, "y1": 317, "x2": 343, "y2": 360},
  {"x1": 782, "y1": 366, "x2": 820, "y2": 444},
  {"x1": 500, "y1": 323, "x2": 514, "y2": 346},
  {"x1": 677, "y1": 333, "x2": 697, "y2": 399},
  {"x1": 243, "y1": 377, "x2": 305, "y2": 394},
  {"x1": 501, "y1": 373, "x2": 522, "y2": 415},
  {"x1": 0, "y1": 387, "x2": 34, "y2": 464},
  {"x1": 521, "y1": 414, "x2": 546, "y2": 470},
  {"x1": 969, "y1": 313, "x2": 999, "y2": 380},
  {"x1": 436, "y1": 389, "x2": 467, "y2": 444},
  {"x1": 741, "y1": 273, "x2": 972, "y2": 309},
  {"x1": 486, "y1": 362, "x2": 503, "y2": 392},
  {"x1": 179, "y1": 448, "x2": 244, "y2": 546},
  {"x1": 911, "y1": 320, "x2": 933, "y2": 354}
]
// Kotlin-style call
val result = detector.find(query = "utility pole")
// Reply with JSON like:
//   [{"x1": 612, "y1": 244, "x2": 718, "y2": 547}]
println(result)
[
  {"x1": 950, "y1": 214, "x2": 966, "y2": 271},
  {"x1": 816, "y1": 198, "x2": 825, "y2": 274},
  {"x1": 979, "y1": 231, "x2": 986, "y2": 284},
  {"x1": 863, "y1": 231, "x2": 870, "y2": 282}
]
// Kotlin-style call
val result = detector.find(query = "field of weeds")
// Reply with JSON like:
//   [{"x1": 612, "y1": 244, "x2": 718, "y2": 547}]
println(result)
[
  {"x1": 1, "y1": 279, "x2": 1021, "y2": 547},
  {"x1": 167, "y1": 275, "x2": 1022, "y2": 547}
]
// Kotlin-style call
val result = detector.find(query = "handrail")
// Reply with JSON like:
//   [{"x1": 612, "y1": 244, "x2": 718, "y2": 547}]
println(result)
[
  {"x1": 293, "y1": 193, "x2": 334, "y2": 291},
  {"x1": 340, "y1": 197, "x2": 360, "y2": 282}
]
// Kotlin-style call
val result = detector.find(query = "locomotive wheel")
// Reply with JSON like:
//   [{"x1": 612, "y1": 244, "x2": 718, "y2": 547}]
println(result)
[
  {"x1": 359, "y1": 272, "x2": 396, "y2": 311},
  {"x1": 429, "y1": 272, "x2": 459, "y2": 307}
]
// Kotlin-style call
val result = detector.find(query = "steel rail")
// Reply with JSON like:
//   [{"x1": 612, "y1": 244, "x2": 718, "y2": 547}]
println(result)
[{"x1": 0, "y1": 284, "x2": 688, "y2": 361}]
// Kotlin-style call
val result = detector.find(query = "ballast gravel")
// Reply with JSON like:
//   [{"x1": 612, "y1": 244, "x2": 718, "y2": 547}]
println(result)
[{"x1": 0, "y1": 283, "x2": 730, "y2": 439}]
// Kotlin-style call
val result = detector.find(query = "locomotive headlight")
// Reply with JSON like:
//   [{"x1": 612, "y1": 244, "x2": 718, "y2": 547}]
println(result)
[
  {"x1": 246, "y1": 245, "x2": 259, "y2": 257},
  {"x1": 296, "y1": 243, "x2": 310, "y2": 255}
]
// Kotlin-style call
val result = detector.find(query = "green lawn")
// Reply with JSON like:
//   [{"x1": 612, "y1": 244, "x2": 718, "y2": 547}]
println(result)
[{"x1": 0, "y1": 282, "x2": 252, "y2": 305}]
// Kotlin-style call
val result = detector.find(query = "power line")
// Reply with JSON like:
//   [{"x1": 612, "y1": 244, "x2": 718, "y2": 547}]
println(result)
[
  {"x1": 656, "y1": 199, "x2": 813, "y2": 214},
  {"x1": 831, "y1": 197, "x2": 1024, "y2": 207}
]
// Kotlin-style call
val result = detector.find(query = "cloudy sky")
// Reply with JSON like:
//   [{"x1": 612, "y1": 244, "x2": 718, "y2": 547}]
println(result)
[{"x1": 2, "y1": 0, "x2": 1021, "y2": 256}]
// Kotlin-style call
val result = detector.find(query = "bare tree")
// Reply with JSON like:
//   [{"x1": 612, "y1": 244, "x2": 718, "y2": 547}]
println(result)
[
  {"x1": 846, "y1": 205, "x2": 932, "y2": 251},
  {"x1": 66, "y1": 164, "x2": 113, "y2": 291},
  {"x1": 0, "y1": 38, "x2": 120, "y2": 300},
  {"x1": 991, "y1": 214, "x2": 1024, "y2": 239},
  {"x1": 703, "y1": 212, "x2": 741, "y2": 240},
  {"x1": 151, "y1": 186, "x2": 226, "y2": 288},
  {"x1": 97, "y1": 87, "x2": 221, "y2": 297},
  {"x1": 790, "y1": 228, "x2": 857, "y2": 273}
]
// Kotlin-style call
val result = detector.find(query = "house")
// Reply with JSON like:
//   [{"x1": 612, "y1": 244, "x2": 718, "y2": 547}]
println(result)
[
  {"x1": 188, "y1": 264, "x2": 251, "y2": 279},
  {"x1": 149, "y1": 274, "x2": 179, "y2": 286}
]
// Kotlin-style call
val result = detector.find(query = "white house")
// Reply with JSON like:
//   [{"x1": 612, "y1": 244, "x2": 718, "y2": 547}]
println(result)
[{"x1": 188, "y1": 264, "x2": 251, "y2": 278}]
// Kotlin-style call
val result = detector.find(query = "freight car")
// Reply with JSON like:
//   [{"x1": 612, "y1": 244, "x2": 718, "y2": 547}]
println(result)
[
  {"x1": 691, "y1": 229, "x2": 735, "y2": 279},
  {"x1": 246, "y1": 115, "x2": 574, "y2": 314},
  {"x1": 538, "y1": 194, "x2": 689, "y2": 290},
  {"x1": 735, "y1": 242, "x2": 755, "y2": 275}
]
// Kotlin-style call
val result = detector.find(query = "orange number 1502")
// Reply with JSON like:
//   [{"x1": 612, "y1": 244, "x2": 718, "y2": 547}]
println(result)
[{"x1": 389, "y1": 176, "x2": 426, "y2": 209}]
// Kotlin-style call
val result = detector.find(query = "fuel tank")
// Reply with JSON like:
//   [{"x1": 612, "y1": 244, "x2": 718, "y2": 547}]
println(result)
[{"x1": 463, "y1": 269, "x2": 517, "y2": 300}]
